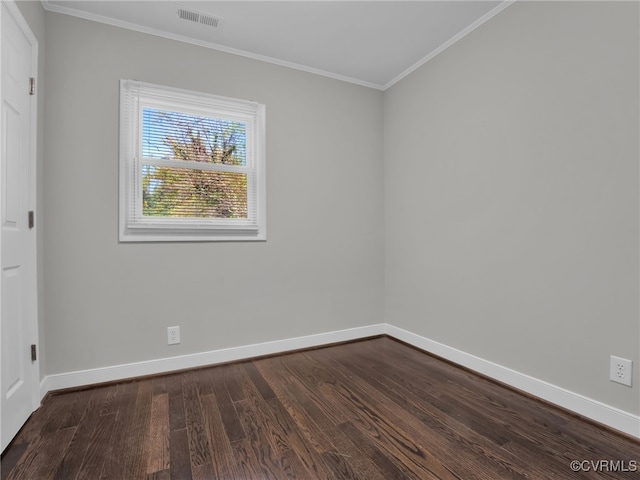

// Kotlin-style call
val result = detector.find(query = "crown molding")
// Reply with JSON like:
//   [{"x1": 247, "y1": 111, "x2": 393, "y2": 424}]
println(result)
[{"x1": 383, "y1": 0, "x2": 516, "y2": 90}]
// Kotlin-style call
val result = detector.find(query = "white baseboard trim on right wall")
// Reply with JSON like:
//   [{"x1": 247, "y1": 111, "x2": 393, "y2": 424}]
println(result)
[{"x1": 385, "y1": 324, "x2": 640, "y2": 439}]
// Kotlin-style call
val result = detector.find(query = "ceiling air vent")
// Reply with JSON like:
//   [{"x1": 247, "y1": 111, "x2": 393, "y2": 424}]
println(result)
[
  {"x1": 177, "y1": 7, "x2": 223, "y2": 28},
  {"x1": 199, "y1": 14, "x2": 220, "y2": 28}
]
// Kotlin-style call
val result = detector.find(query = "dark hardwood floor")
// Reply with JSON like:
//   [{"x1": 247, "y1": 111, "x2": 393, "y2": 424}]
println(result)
[{"x1": 2, "y1": 336, "x2": 639, "y2": 479}]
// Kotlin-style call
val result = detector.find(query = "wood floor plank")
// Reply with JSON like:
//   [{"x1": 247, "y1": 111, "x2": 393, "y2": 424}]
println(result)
[
  {"x1": 119, "y1": 382, "x2": 154, "y2": 479},
  {"x1": 0, "y1": 442, "x2": 28, "y2": 480},
  {"x1": 222, "y1": 364, "x2": 246, "y2": 403},
  {"x1": 236, "y1": 367, "x2": 332, "y2": 480},
  {"x1": 304, "y1": 347, "x2": 528, "y2": 479},
  {"x1": 257, "y1": 357, "x2": 338, "y2": 453},
  {"x1": 136, "y1": 379, "x2": 154, "y2": 408},
  {"x1": 101, "y1": 382, "x2": 139, "y2": 480},
  {"x1": 231, "y1": 363, "x2": 303, "y2": 469},
  {"x1": 191, "y1": 462, "x2": 222, "y2": 480},
  {"x1": 75, "y1": 413, "x2": 118, "y2": 480},
  {"x1": 264, "y1": 397, "x2": 336, "y2": 480},
  {"x1": 50, "y1": 388, "x2": 111, "y2": 480},
  {"x1": 182, "y1": 372, "x2": 213, "y2": 469},
  {"x1": 146, "y1": 470, "x2": 171, "y2": 480},
  {"x1": 231, "y1": 438, "x2": 268, "y2": 480},
  {"x1": 346, "y1": 341, "x2": 635, "y2": 475},
  {"x1": 57, "y1": 388, "x2": 95, "y2": 430},
  {"x1": 39, "y1": 394, "x2": 81, "y2": 436},
  {"x1": 166, "y1": 374, "x2": 186, "y2": 432},
  {"x1": 3, "y1": 337, "x2": 639, "y2": 480},
  {"x1": 147, "y1": 393, "x2": 171, "y2": 475},
  {"x1": 169, "y1": 428, "x2": 192, "y2": 480},
  {"x1": 234, "y1": 399, "x2": 289, "y2": 479},
  {"x1": 322, "y1": 430, "x2": 391, "y2": 480},
  {"x1": 5, "y1": 427, "x2": 75, "y2": 480},
  {"x1": 240, "y1": 375, "x2": 291, "y2": 456},
  {"x1": 152, "y1": 376, "x2": 170, "y2": 396},
  {"x1": 277, "y1": 352, "x2": 452, "y2": 478},
  {"x1": 209, "y1": 367, "x2": 246, "y2": 443},
  {"x1": 99, "y1": 384, "x2": 122, "y2": 416},
  {"x1": 272, "y1": 356, "x2": 418, "y2": 480},
  {"x1": 319, "y1": 450, "x2": 370, "y2": 480},
  {"x1": 327, "y1": 341, "x2": 573, "y2": 476},
  {"x1": 337, "y1": 421, "x2": 413, "y2": 480},
  {"x1": 8, "y1": 388, "x2": 89, "y2": 457},
  {"x1": 278, "y1": 449, "x2": 315, "y2": 480},
  {"x1": 242, "y1": 362, "x2": 277, "y2": 400},
  {"x1": 196, "y1": 369, "x2": 215, "y2": 397},
  {"x1": 199, "y1": 393, "x2": 239, "y2": 479},
  {"x1": 275, "y1": 354, "x2": 350, "y2": 425},
  {"x1": 327, "y1": 341, "x2": 639, "y2": 480}
]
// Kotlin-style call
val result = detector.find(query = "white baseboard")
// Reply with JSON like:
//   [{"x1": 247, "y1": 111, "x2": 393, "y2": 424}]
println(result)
[
  {"x1": 386, "y1": 324, "x2": 640, "y2": 439},
  {"x1": 40, "y1": 323, "x2": 387, "y2": 396},
  {"x1": 39, "y1": 322, "x2": 639, "y2": 439}
]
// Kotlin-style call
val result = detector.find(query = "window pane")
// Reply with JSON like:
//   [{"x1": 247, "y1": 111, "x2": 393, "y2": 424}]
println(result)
[
  {"x1": 142, "y1": 108, "x2": 247, "y2": 166},
  {"x1": 142, "y1": 165, "x2": 248, "y2": 218}
]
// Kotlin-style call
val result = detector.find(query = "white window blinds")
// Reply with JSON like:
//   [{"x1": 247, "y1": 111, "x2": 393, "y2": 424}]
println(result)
[{"x1": 119, "y1": 80, "x2": 266, "y2": 242}]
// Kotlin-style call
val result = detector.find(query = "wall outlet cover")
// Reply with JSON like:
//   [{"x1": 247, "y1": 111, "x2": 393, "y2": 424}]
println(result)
[
  {"x1": 610, "y1": 355, "x2": 632, "y2": 387},
  {"x1": 168, "y1": 326, "x2": 181, "y2": 345}
]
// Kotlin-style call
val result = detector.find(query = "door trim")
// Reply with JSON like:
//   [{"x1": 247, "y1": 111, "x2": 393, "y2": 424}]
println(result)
[{"x1": 0, "y1": 0, "x2": 40, "y2": 419}]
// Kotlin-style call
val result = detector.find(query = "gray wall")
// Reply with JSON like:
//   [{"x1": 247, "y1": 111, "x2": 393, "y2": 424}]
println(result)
[
  {"x1": 15, "y1": 0, "x2": 46, "y2": 380},
  {"x1": 43, "y1": 12, "x2": 384, "y2": 374},
  {"x1": 384, "y1": 1, "x2": 639, "y2": 413}
]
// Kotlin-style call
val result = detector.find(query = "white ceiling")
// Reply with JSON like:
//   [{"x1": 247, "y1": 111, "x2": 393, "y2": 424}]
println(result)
[{"x1": 42, "y1": 1, "x2": 510, "y2": 90}]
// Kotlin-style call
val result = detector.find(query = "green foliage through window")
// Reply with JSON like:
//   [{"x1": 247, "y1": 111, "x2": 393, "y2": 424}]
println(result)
[{"x1": 141, "y1": 109, "x2": 248, "y2": 219}]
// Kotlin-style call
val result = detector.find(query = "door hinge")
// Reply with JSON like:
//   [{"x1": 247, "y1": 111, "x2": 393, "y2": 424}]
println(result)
[
  {"x1": 31, "y1": 344, "x2": 37, "y2": 362},
  {"x1": 29, "y1": 77, "x2": 36, "y2": 95},
  {"x1": 28, "y1": 210, "x2": 34, "y2": 229}
]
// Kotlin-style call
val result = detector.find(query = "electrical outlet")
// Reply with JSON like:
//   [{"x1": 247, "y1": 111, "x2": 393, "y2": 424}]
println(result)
[
  {"x1": 167, "y1": 326, "x2": 180, "y2": 345},
  {"x1": 610, "y1": 356, "x2": 632, "y2": 387}
]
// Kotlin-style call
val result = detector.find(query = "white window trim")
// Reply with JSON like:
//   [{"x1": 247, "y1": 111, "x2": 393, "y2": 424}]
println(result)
[{"x1": 119, "y1": 80, "x2": 266, "y2": 242}]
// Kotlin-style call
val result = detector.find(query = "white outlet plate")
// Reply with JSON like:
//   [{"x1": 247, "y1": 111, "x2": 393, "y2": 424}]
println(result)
[
  {"x1": 168, "y1": 326, "x2": 180, "y2": 345},
  {"x1": 610, "y1": 355, "x2": 632, "y2": 387}
]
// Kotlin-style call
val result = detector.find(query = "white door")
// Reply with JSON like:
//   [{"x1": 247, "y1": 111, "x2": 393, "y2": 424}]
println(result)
[{"x1": 1, "y1": 1, "x2": 38, "y2": 451}]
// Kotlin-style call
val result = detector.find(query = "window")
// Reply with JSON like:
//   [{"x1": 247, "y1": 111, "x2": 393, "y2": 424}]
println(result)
[{"x1": 119, "y1": 80, "x2": 266, "y2": 242}]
